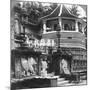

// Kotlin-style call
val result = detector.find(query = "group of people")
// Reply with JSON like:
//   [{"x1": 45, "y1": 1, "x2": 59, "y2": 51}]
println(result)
[
  {"x1": 20, "y1": 56, "x2": 48, "y2": 77},
  {"x1": 15, "y1": 56, "x2": 71, "y2": 78}
]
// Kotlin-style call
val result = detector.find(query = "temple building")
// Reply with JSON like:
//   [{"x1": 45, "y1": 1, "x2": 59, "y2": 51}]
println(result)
[
  {"x1": 11, "y1": 3, "x2": 87, "y2": 79},
  {"x1": 11, "y1": 3, "x2": 87, "y2": 89},
  {"x1": 41, "y1": 4, "x2": 87, "y2": 73}
]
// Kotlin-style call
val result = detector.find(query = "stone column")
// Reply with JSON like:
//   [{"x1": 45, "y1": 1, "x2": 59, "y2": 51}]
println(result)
[
  {"x1": 14, "y1": 13, "x2": 21, "y2": 34},
  {"x1": 75, "y1": 20, "x2": 78, "y2": 32},
  {"x1": 59, "y1": 18, "x2": 62, "y2": 31},
  {"x1": 21, "y1": 25, "x2": 25, "y2": 34},
  {"x1": 43, "y1": 20, "x2": 47, "y2": 33}
]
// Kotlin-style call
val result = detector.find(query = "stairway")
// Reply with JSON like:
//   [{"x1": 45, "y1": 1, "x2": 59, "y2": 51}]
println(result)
[
  {"x1": 57, "y1": 77, "x2": 79, "y2": 86},
  {"x1": 57, "y1": 76, "x2": 87, "y2": 87},
  {"x1": 80, "y1": 72, "x2": 87, "y2": 80},
  {"x1": 57, "y1": 77, "x2": 70, "y2": 86},
  {"x1": 79, "y1": 72, "x2": 87, "y2": 85}
]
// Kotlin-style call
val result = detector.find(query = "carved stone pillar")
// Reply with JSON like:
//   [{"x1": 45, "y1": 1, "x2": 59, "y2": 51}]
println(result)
[
  {"x1": 43, "y1": 21, "x2": 47, "y2": 33},
  {"x1": 75, "y1": 20, "x2": 78, "y2": 32},
  {"x1": 59, "y1": 18, "x2": 62, "y2": 31}
]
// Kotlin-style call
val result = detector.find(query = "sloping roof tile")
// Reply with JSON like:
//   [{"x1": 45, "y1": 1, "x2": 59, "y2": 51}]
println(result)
[
  {"x1": 40, "y1": 4, "x2": 78, "y2": 20},
  {"x1": 60, "y1": 5, "x2": 77, "y2": 18},
  {"x1": 40, "y1": 5, "x2": 61, "y2": 19}
]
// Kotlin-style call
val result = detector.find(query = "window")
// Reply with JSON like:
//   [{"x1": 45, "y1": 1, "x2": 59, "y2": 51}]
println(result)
[
  {"x1": 64, "y1": 24, "x2": 69, "y2": 30},
  {"x1": 54, "y1": 24, "x2": 57, "y2": 30},
  {"x1": 78, "y1": 22, "x2": 82, "y2": 33},
  {"x1": 46, "y1": 21, "x2": 52, "y2": 32},
  {"x1": 62, "y1": 19, "x2": 75, "y2": 31},
  {"x1": 46, "y1": 19, "x2": 59, "y2": 31}
]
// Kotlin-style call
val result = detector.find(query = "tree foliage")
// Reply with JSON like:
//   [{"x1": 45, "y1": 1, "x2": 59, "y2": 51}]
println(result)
[
  {"x1": 70, "y1": 5, "x2": 79, "y2": 16},
  {"x1": 12, "y1": 2, "x2": 58, "y2": 39},
  {"x1": 13, "y1": 2, "x2": 57, "y2": 25}
]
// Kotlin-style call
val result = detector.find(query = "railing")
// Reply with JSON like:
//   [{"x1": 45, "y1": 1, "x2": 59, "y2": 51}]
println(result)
[{"x1": 43, "y1": 28, "x2": 84, "y2": 34}]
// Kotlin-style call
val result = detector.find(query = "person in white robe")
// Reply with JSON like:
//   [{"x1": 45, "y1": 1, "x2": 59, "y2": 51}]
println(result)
[
  {"x1": 28, "y1": 57, "x2": 37, "y2": 75},
  {"x1": 60, "y1": 59, "x2": 70, "y2": 75},
  {"x1": 21, "y1": 58, "x2": 29, "y2": 76},
  {"x1": 41, "y1": 59, "x2": 48, "y2": 77}
]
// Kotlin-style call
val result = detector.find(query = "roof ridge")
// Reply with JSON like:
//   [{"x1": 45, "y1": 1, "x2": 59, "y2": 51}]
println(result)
[
  {"x1": 58, "y1": 4, "x2": 63, "y2": 16},
  {"x1": 39, "y1": 5, "x2": 60, "y2": 20}
]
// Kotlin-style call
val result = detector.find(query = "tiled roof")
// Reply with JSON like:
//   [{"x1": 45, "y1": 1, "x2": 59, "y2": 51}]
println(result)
[
  {"x1": 40, "y1": 4, "x2": 78, "y2": 20},
  {"x1": 40, "y1": 5, "x2": 61, "y2": 19},
  {"x1": 60, "y1": 5, "x2": 77, "y2": 18}
]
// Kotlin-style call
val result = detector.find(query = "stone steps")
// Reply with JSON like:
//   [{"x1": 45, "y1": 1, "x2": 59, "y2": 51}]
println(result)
[
  {"x1": 58, "y1": 83, "x2": 75, "y2": 86},
  {"x1": 57, "y1": 78, "x2": 69, "y2": 86},
  {"x1": 79, "y1": 80, "x2": 87, "y2": 85},
  {"x1": 57, "y1": 78, "x2": 65, "y2": 82},
  {"x1": 57, "y1": 77, "x2": 87, "y2": 87},
  {"x1": 80, "y1": 75, "x2": 87, "y2": 80}
]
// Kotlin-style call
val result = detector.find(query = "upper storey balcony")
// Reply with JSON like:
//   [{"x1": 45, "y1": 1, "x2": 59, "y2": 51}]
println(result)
[
  {"x1": 40, "y1": 4, "x2": 86, "y2": 34},
  {"x1": 41, "y1": 4, "x2": 86, "y2": 49}
]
